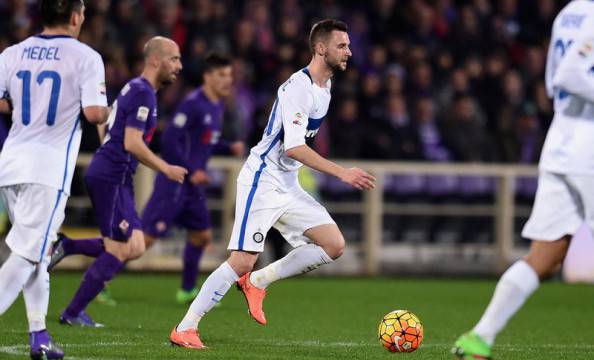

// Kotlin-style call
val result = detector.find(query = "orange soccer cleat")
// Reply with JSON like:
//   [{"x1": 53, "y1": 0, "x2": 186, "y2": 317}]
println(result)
[
  {"x1": 169, "y1": 327, "x2": 206, "y2": 349},
  {"x1": 237, "y1": 273, "x2": 267, "y2": 325}
]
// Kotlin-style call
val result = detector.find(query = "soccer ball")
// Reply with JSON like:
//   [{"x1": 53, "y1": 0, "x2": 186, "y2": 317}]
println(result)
[{"x1": 378, "y1": 310, "x2": 424, "y2": 353}]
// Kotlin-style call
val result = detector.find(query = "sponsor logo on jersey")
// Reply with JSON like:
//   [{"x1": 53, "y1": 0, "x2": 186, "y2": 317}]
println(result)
[
  {"x1": 99, "y1": 82, "x2": 106, "y2": 95},
  {"x1": 137, "y1": 106, "x2": 149, "y2": 122},
  {"x1": 293, "y1": 112, "x2": 303, "y2": 126},
  {"x1": 579, "y1": 41, "x2": 594, "y2": 57}
]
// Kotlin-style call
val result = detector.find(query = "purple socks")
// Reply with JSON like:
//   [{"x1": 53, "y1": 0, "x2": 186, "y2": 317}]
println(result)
[
  {"x1": 62, "y1": 236, "x2": 104, "y2": 258},
  {"x1": 181, "y1": 242, "x2": 204, "y2": 291},
  {"x1": 64, "y1": 252, "x2": 123, "y2": 317}
]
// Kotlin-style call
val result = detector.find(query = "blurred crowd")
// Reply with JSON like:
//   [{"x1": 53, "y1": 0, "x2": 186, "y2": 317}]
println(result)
[{"x1": 0, "y1": 0, "x2": 568, "y2": 166}]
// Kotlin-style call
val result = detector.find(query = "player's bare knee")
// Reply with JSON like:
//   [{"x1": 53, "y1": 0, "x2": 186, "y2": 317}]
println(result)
[
  {"x1": 228, "y1": 251, "x2": 258, "y2": 276},
  {"x1": 189, "y1": 230, "x2": 211, "y2": 247},
  {"x1": 325, "y1": 236, "x2": 345, "y2": 260}
]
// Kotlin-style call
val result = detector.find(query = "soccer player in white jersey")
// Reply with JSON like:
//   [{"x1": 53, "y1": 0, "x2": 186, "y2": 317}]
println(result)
[
  {"x1": 453, "y1": 1, "x2": 594, "y2": 359},
  {"x1": 0, "y1": 1, "x2": 108, "y2": 359},
  {"x1": 169, "y1": 19, "x2": 376, "y2": 349}
]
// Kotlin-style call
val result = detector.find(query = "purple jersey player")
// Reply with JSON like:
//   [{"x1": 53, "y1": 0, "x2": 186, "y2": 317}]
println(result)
[
  {"x1": 48, "y1": 37, "x2": 186, "y2": 327},
  {"x1": 142, "y1": 53, "x2": 244, "y2": 304}
]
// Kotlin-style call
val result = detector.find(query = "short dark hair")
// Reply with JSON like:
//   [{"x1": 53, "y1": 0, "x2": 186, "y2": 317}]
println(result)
[
  {"x1": 203, "y1": 52, "x2": 232, "y2": 73},
  {"x1": 309, "y1": 19, "x2": 348, "y2": 54},
  {"x1": 39, "y1": 0, "x2": 84, "y2": 27}
]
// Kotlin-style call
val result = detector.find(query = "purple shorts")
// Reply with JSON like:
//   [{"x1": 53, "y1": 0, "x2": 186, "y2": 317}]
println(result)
[
  {"x1": 142, "y1": 174, "x2": 211, "y2": 238},
  {"x1": 85, "y1": 175, "x2": 141, "y2": 242}
]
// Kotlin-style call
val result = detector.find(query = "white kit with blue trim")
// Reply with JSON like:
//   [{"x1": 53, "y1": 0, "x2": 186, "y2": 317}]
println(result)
[
  {"x1": 0, "y1": 34, "x2": 107, "y2": 192},
  {"x1": 227, "y1": 68, "x2": 336, "y2": 252},
  {"x1": 0, "y1": 34, "x2": 106, "y2": 262}
]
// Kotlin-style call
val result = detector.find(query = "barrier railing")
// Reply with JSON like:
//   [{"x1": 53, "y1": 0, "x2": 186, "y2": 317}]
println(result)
[{"x1": 72, "y1": 155, "x2": 538, "y2": 275}]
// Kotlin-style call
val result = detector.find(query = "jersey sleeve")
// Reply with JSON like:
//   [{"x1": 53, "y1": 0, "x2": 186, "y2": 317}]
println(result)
[
  {"x1": 124, "y1": 88, "x2": 154, "y2": 131},
  {"x1": 80, "y1": 51, "x2": 108, "y2": 108},
  {"x1": 552, "y1": 37, "x2": 594, "y2": 103},
  {"x1": 279, "y1": 79, "x2": 314, "y2": 150}
]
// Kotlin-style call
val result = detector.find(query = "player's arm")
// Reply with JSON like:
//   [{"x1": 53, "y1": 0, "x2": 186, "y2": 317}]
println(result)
[
  {"x1": 0, "y1": 98, "x2": 12, "y2": 114},
  {"x1": 83, "y1": 106, "x2": 109, "y2": 125},
  {"x1": 279, "y1": 83, "x2": 374, "y2": 190},
  {"x1": 286, "y1": 145, "x2": 375, "y2": 190},
  {"x1": 124, "y1": 127, "x2": 187, "y2": 183},
  {"x1": 552, "y1": 37, "x2": 594, "y2": 103},
  {"x1": 81, "y1": 52, "x2": 109, "y2": 124}
]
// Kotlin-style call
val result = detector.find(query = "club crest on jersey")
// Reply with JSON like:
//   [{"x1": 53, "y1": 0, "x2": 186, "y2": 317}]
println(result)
[
  {"x1": 119, "y1": 220, "x2": 130, "y2": 233},
  {"x1": 137, "y1": 106, "x2": 149, "y2": 122},
  {"x1": 204, "y1": 114, "x2": 212, "y2": 125},
  {"x1": 293, "y1": 112, "x2": 303, "y2": 126},
  {"x1": 253, "y1": 232, "x2": 264, "y2": 243}
]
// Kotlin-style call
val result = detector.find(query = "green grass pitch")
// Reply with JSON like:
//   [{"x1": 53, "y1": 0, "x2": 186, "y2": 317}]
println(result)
[{"x1": 1, "y1": 273, "x2": 594, "y2": 359}]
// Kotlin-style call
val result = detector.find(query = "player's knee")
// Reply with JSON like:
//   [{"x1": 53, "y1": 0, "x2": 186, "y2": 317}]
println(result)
[
  {"x1": 326, "y1": 235, "x2": 345, "y2": 260},
  {"x1": 228, "y1": 251, "x2": 257, "y2": 276},
  {"x1": 189, "y1": 230, "x2": 211, "y2": 247},
  {"x1": 144, "y1": 234, "x2": 156, "y2": 249}
]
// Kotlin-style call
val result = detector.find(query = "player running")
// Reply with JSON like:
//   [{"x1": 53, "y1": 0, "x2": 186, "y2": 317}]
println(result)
[
  {"x1": 453, "y1": 1, "x2": 594, "y2": 359},
  {"x1": 0, "y1": 1, "x2": 109, "y2": 358},
  {"x1": 169, "y1": 19, "x2": 375, "y2": 349},
  {"x1": 50, "y1": 36, "x2": 186, "y2": 328},
  {"x1": 142, "y1": 53, "x2": 244, "y2": 304}
]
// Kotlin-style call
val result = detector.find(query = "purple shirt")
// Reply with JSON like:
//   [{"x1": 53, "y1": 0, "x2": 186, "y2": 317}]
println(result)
[
  {"x1": 0, "y1": 116, "x2": 7, "y2": 151},
  {"x1": 87, "y1": 77, "x2": 157, "y2": 183},
  {"x1": 160, "y1": 88, "x2": 226, "y2": 173}
]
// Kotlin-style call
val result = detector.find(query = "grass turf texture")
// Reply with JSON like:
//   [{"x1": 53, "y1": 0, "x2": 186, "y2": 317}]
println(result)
[{"x1": 1, "y1": 273, "x2": 594, "y2": 359}]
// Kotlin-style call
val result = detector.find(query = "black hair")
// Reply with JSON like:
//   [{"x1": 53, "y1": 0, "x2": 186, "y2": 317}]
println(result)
[
  {"x1": 203, "y1": 52, "x2": 232, "y2": 73},
  {"x1": 39, "y1": 0, "x2": 84, "y2": 27},
  {"x1": 309, "y1": 19, "x2": 348, "y2": 54}
]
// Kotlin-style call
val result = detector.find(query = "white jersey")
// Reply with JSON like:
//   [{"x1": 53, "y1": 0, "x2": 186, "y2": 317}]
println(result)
[
  {"x1": 240, "y1": 68, "x2": 331, "y2": 189},
  {"x1": 540, "y1": 0, "x2": 594, "y2": 175},
  {"x1": 0, "y1": 34, "x2": 107, "y2": 194}
]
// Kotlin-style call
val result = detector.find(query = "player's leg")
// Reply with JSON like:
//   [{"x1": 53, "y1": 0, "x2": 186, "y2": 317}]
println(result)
[
  {"x1": 177, "y1": 229, "x2": 212, "y2": 303},
  {"x1": 23, "y1": 255, "x2": 64, "y2": 359},
  {"x1": 453, "y1": 172, "x2": 582, "y2": 359},
  {"x1": 249, "y1": 190, "x2": 340, "y2": 290},
  {"x1": 0, "y1": 252, "x2": 36, "y2": 314},
  {"x1": 171, "y1": 183, "x2": 273, "y2": 347},
  {"x1": 0, "y1": 186, "x2": 37, "y2": 313},
  {"x1": 177, "y1": 191, "x2": 213, "y2": 302},
  {"x1": 171, "y1": 251, "x2": 256, "y2": 348},
  {"x1": 48, "y1": 234, "x2": 105, "y2": 272},
  {"x1": 0, "y1": 185, "x2": 66, "y2": 358}
]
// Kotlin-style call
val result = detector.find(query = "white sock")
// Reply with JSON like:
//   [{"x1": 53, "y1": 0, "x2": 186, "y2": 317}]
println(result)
[
  {"x1": 177, "y1": 261, "x2": 239, "y2": 331},
  {"x1": 473, "y1": 260, "x2": 539, "y2": 345},
  {"x1": 0, "y1": 253, "x2": 36, "y2": 315},
  {"x1": 250, "y1": 244, "x2": 333, "y2": 289},
  {"x1": 23, "y1": 256, "x2": 50, "y2": 332}
]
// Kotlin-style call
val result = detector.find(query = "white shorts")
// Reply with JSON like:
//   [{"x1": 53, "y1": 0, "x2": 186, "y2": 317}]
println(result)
[
  {"x1": 228, "y1": 181, "x2": 335, "y2": 253},
  {"x1": 0, "y1": 184, "x2": 68, "y2": 262},
  {"x1": 522, "y1": 171, "x2": 594, "y2": 241}
]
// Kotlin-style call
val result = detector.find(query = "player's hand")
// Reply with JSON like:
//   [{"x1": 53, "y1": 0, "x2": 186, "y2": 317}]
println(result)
[
  {"x1": 338, "y1": 167, "x2": 376, "y2": 191},
  {"x1": 165, "y1": 165, "x2": 188, "y2": 184},
  {"x1": 189, "y1": 170, "x2": 210, "y2": 185},
  {"x1": 230, "y1": 141, "x2": 245, "y2": 157}
]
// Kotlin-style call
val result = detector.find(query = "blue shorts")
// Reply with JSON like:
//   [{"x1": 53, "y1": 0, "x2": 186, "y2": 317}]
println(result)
[
  {"x1": 85, "y1": 175, "x2": 141, "y2": 242},
  {"x1": 142, "y1": 174, "x2": 211, "y2": 238}
]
